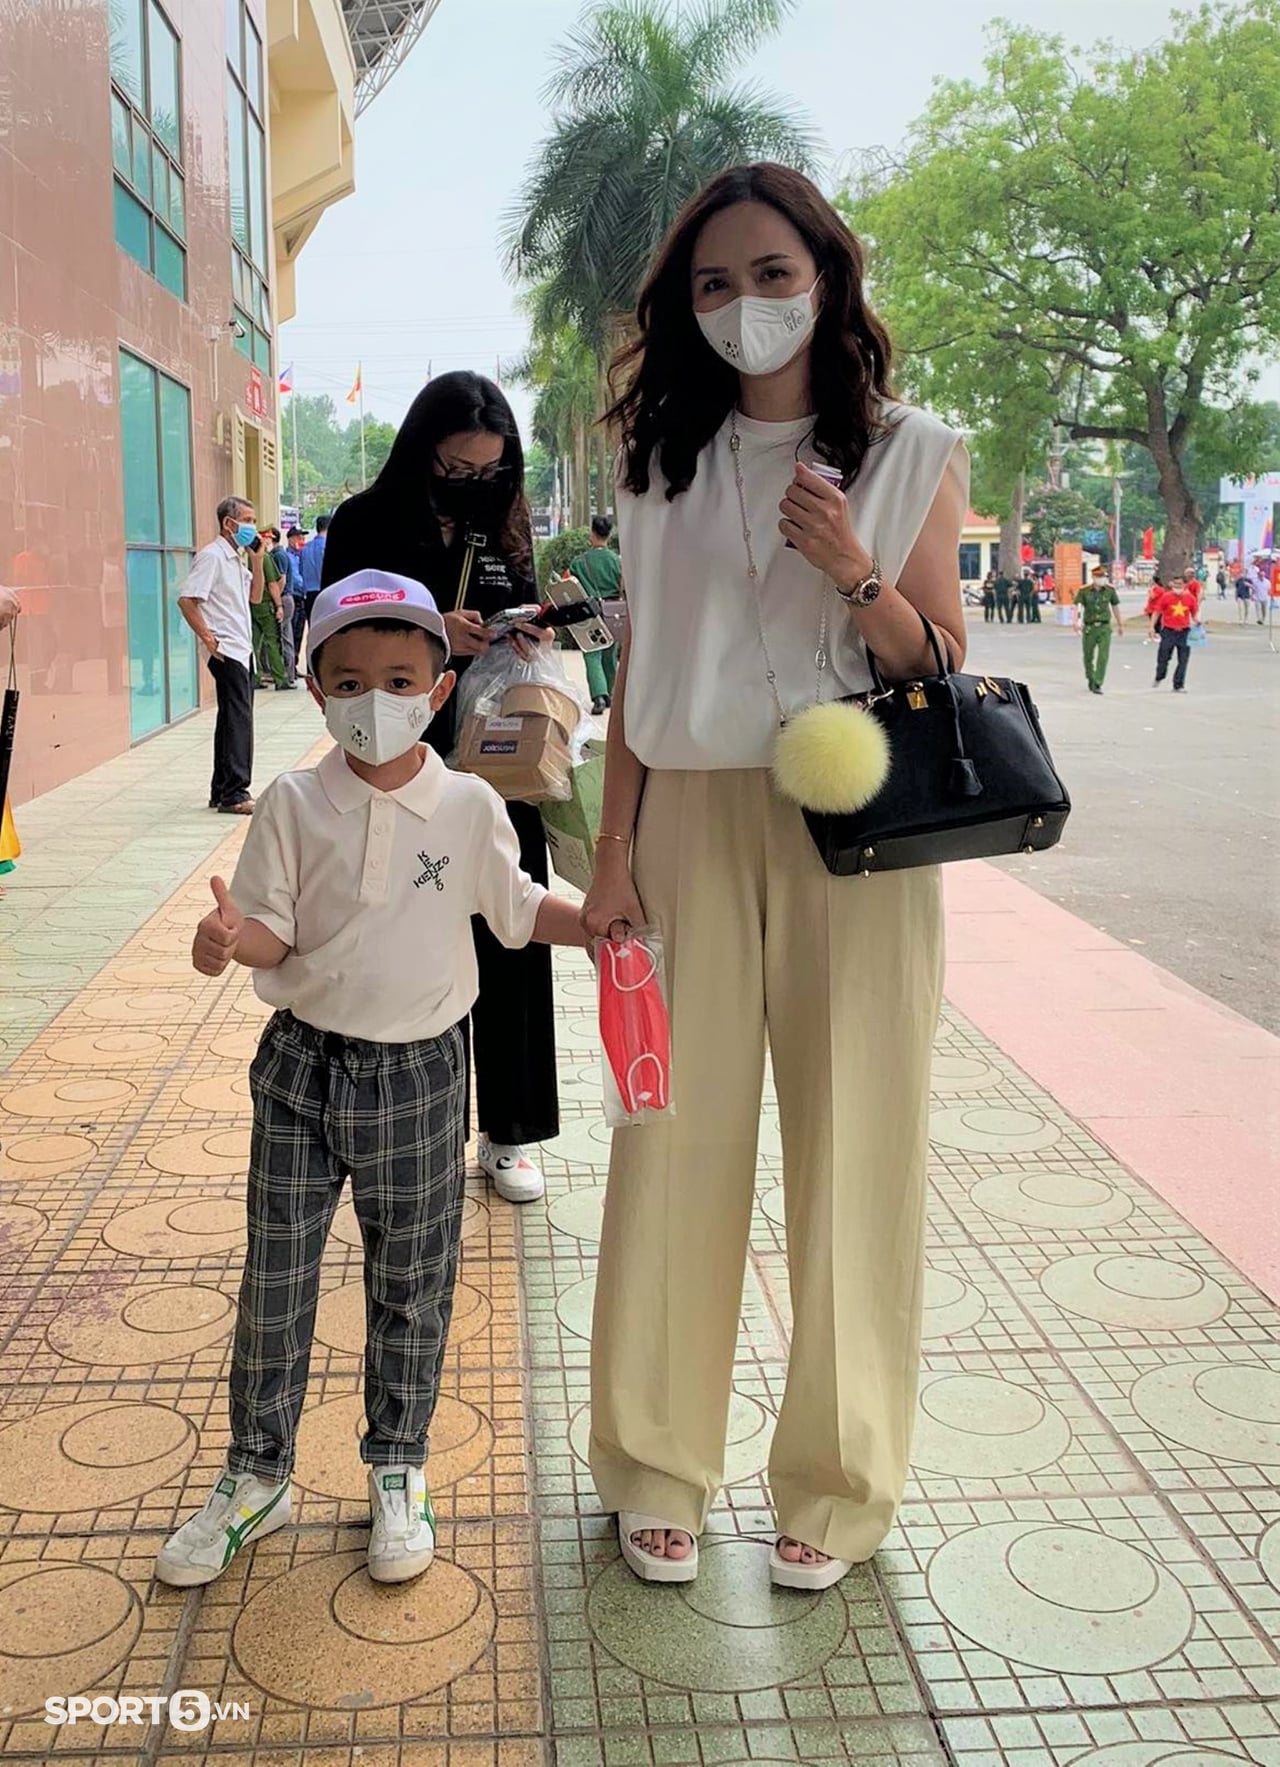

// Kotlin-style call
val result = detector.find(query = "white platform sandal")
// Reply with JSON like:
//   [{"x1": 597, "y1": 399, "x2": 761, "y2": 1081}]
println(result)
[
  {"x1": 618, "y1": 1512, "x2": 699, "y2": 1584},
  {"x1": 769, "y1": 1537, "x2": 853, "y2": 1591}
]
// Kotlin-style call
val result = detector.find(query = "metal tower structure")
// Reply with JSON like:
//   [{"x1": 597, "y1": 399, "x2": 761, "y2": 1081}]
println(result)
[{"x1": 341, "y1": 0, "x2": 445, "y2": 115}]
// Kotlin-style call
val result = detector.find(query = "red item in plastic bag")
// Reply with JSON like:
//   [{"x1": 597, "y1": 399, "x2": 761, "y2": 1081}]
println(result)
[{"x1": 598, "y1": 936, "x2": 671, "y2": 1115}]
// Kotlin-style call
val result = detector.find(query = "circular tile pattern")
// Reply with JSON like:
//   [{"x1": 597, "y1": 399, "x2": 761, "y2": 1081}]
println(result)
[
  {"x1": 294, "y1": 1393, "x2": 493, "y2": 1498},
  {"x1": 555, "y1": 1014, "x2": 603, "y2": 1050},
  {"x1": 0, "y1": 1401, "x2": 195, "y2": 1512},
  {"x1": 921, "y1": 1267, "x2": 987, "y2": 1339},
  {"x1": 1066, "y1": 1747, "x2": 1252, "y2": 1767},
  {"x1": 114, "y1": 959, "x2": 201, "y2": 988},
  {"x1": 0, "y1": 1134, "x2": 97, "y2": 1184},
  {"x1": 0, "y1": 1203, "x2": 47, "y2": 1254},
  {"x1": 103, "y1": 1198, "x2": 245, "y2": 1260},
  {"x1": 314, "y1": 1280, "x2": 491, "y2": 1356},
  {"x1": 570, "y1": 1390, "x2": 774, "y2": 1485},
  {"x1": 1130, "y1": 1362, "x2": 1280, "y2": 1465},
  {"x1": 1041, "y1": 1254, "x2": 1228, "y2": 1330},
  {"x1": 547, "y1": 1186, "x2": 607, "y2": 1244},
  {"x1": 47, "y1": 1030, "x2": 168, "y2": 1067},
  {"x1": 556, "y1": 1274, "x2": 596, "y2": 1341},
  {"x1": 0, "y1": 994, "x2": 52, "y2": 1025},
  {"x1": 230, "y1": 989, "x2": 273, "y2": 1018},
  {"x1": 209, "y1": 1026, "x2": 264, "y2": 1063},
  {"x1": 48, "y1": 1284, "x2": 234, "y2": 1366},
  {"x1": 546, "y1": 1118, "x2": 612, "y2": 1171},
  {"x1": 912, "y1": 1374, "x2": 1072, "y2": 1478},
  {"x1": 930, "y1": 1053, "x2": 1001, "y2": 1093},
  {"x1": 587, "y1": 1536, "x2": 845, "y2": 1691},
  {"x1": 0, "y1": 1075, "x2": 137, "y2": 1120},
  {"x1": 0, "y1": 1561, "x2": 142, "y2": 1714},
  {"x1": 928, "y1": 1520, "x2": 1193, "y2": 1673},
  {"x1": 929, "y1": 1106, "x2": 1061, "y2": 1155},
  {"x1": 145, "y1": 1127, "x2": 250, "y2": 1177},
  {"x1": 232, "y1": 1550, "x2": 493, "y2": 1706},
  {"x1": 1258, "y1": 1520, "x2": 1280, "y2": 1593},
  {"x1": 81, "y1": 990, "x2": 203, "y2": 1022},
  {"x1": 969, "y1": 1169, "x2": 1133, "y2": 1231},
  {"x1": 179, "y1": 1073, "x2": 252, "y2": 1114}
]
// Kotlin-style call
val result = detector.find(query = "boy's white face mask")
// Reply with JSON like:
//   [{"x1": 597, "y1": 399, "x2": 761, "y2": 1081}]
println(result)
[
  {"x1": 696, "y1": 279, "x2": 820, "y2": 377},
  {"x1": 324, "y1": 687, "x2": 436, "y2": 764}
]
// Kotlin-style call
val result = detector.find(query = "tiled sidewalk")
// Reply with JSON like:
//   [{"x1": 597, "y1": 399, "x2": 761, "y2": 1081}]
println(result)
[{"x1": 0, "y1": 708, "x2": 1277, "y2": 1766}]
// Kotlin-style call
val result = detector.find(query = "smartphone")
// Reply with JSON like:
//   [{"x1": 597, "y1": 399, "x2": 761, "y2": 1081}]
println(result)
[
  {"x1": 483, "y1": 605, "x2": 545, "y2": 642},
  {"x1": 543, "y1": 574, "x2": 613, "y2": 653},
  {"x1": 786, "y1": 460, "x2": 844, "y2": 547}
]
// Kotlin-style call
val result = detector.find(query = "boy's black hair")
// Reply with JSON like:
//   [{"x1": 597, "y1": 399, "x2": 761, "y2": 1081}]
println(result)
[
  {"x1": 309, "y1": 617, "x2": 446, "y2": 681},
  {"x1": 591, "y1": 514, "x2": 614, "y2": 541}
]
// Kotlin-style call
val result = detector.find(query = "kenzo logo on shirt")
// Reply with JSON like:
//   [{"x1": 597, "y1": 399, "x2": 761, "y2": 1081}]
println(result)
[{"x1": 414, "y1": 851, "x2": 450, "y2": 892}]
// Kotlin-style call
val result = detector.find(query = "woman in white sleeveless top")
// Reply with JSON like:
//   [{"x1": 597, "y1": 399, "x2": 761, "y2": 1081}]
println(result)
[{"x1": 583, "y1": 164, "x2": 968, "y2": 1590}]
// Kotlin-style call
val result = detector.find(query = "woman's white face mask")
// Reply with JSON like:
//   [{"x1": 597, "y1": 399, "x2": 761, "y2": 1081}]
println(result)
[
  {"x1": 324, "y1": 686, "x2": 437, "y2": 765},
  {"x1": 696, "y1": 278, "x2": 820, "y2": 377}
]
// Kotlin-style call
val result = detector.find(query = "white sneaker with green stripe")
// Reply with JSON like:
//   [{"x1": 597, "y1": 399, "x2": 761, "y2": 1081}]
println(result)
[
  {"x1": 155, "y1": 1469, "x2": 291, "y2": 1587},
  {"x1": 367, "y1": 1465, "x2": 435, "y2": 1583}
]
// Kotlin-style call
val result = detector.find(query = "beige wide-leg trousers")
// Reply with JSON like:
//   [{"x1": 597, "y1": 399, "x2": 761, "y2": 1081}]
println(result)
[{"x1": 588, "y1": 769, "x2": 944, "y2": 1562}]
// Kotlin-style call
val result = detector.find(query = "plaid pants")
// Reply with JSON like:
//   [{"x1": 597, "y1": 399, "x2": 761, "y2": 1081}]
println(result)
[{"x1": 229, "y1": 1010, "x2": 466, "y2": 1481}]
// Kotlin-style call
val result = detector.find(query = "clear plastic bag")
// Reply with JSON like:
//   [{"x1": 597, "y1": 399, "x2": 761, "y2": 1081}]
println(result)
[
  {"x1": 450, "y1": 642, "x2": 593, "y2": 802},
  {"x1": 595, "y1": 928, "x2": 675, "y2": 1127}
]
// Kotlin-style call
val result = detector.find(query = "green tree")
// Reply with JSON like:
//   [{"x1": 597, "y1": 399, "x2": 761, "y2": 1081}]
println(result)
[
  {"x1": 510, "y1": 294, "x2": 602, "y2": 527},
  {"x1": 505, "y1": 0, "x2": 818, "y2": 511},
  {"x1": 1023, "y1": 486, "x2": 1109, "y2": 554},
  {"x1": 842, "y1": 3, "x2": 1280, "y2": 578},
  {"x1": 525, "y1": 441, "x2": 557, "y2": 507},
  {"x1": 347, "y1": 417, "x2": 397, "y2": 485}
]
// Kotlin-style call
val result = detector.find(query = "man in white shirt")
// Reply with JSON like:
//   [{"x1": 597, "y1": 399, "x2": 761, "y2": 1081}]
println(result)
[{"x1": 177, "y1": 497, "x2": 264, "y2": 814}]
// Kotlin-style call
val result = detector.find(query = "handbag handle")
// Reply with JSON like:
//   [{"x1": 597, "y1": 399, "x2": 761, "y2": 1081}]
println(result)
[{"x1": 865, "y1": 610, "x2": 954, "y2": 694}]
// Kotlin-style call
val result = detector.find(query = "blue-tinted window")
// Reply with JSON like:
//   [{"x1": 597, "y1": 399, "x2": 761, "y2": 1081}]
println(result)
[
  {"x1": 119, "y1": 351, "x2": 197, "y2": 739},
  {"x1": 110, "y1": 0, "x2": 185, "y2": 300}
]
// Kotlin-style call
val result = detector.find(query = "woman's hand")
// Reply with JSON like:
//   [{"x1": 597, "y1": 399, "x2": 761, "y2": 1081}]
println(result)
[
  {"x1": 779, "y1": 462, "x2": 873, "y2": 590},
  {"x1": 444, "y1": 609, "x2": 491, "y2": 657},
  {"x1": 511, "y1": 621, "x2": 554, "y2": 663},
  {"x1": 581, "y1": 843, "x2": 646, "y2": 943}
]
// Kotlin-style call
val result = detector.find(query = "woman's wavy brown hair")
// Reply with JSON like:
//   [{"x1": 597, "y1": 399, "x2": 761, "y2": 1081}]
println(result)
[{"x1": 607, "y1": 163, "x2": 895, "y2": 500}]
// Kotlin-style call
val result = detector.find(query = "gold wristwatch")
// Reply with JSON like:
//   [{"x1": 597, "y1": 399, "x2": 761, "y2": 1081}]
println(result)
[{"x1": 835, "y1": 558, "x2": 883, "y2": 608}]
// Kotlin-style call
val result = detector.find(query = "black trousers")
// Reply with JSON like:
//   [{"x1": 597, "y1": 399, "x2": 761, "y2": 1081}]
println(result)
[
  {"x1": 1155, "y1": 627, "x2": 1191, "y2": 689},
  {"x1": 208, "y1": 654, "x2": 254, "y2": 807},
  {"x1": 291, "y1": 594, "x2": 308, "y2": 669},
  {"x1": 467, "y1": 797, "x2": 559, "y2": 1146}
]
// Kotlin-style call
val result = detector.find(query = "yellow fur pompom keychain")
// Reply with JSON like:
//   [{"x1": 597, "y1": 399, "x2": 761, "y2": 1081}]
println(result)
[{"x1": 773, "y1": 700, "x2": 891, "y2": 814}]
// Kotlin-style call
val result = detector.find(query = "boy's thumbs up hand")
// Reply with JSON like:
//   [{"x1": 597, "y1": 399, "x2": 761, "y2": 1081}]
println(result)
[{"x1": 193, "y1": 876, "x2": 244, "y2": 977}]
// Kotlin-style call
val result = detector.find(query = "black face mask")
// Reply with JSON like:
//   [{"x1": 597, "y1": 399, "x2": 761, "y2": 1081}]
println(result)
[{"x1": 431, "y1": 473, "x2": 512, "y2": 527}]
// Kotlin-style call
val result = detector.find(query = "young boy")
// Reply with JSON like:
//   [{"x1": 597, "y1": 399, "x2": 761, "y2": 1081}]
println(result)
[{"x1": 157, "y1": 569, "x2": 586, "y2": 1588}]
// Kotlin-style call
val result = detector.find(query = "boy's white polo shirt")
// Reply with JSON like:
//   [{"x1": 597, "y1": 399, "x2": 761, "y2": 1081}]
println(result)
[{"x1": 230, "y1": 745, "x2": 547, "y2": 1043}]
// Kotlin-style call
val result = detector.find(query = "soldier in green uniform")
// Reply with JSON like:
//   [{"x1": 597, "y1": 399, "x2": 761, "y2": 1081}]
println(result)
[
  {"x1": 1073, "y1": 564, "x2": 1126, "y2": 694},
  {"x1": 1016, "y1": 568, "x2": 1038, "y2": 624},
  {"x1": 994, "y1": 571, "x2": 1014, "y2": 624}
]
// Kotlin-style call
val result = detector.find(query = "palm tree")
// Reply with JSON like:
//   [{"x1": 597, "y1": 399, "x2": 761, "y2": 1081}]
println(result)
[
  {"x1": 509, "y1": 287, "x2": 602, "y2": 529},
  {"x1": 504, "y1": 0, "x2": 818, "y2": 511}
]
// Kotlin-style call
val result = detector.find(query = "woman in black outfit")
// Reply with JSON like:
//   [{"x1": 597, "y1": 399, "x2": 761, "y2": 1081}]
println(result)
[{"x1": 321, "y1": 371, "x2": 558, "y2": 1204}]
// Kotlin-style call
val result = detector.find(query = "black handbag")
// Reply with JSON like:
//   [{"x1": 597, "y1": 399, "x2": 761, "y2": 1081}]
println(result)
[{"x1": 803, "y1": 613, "x2": 1071, "y2": 877}]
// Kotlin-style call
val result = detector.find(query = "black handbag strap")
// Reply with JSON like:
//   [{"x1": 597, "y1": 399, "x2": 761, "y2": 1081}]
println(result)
[{"x1": 865, "y1": 610, "x2": 954, "y2": 692}]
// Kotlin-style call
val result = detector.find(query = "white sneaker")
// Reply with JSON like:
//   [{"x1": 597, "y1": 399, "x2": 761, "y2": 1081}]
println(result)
[
  {"x1": 155, "y1": 1469, "x2": 291, "y2": 1587},
  {"x1": 367, "y1": 1465, "x2": 436, "y2": 1583},
  {"x1": 477, "y1": 1135, "x2": 545, "y2": 1204}
]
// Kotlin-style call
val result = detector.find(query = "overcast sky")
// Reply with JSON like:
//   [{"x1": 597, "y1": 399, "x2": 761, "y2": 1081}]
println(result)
[{"x1": 279, "y1": 0, "x2": 1223, "y2": 441}]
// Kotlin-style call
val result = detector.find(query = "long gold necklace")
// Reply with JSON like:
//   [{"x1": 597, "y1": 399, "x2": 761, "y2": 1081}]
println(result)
[{"x1": 728, "y1": 410, "x2": 830, "y2": 729}]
